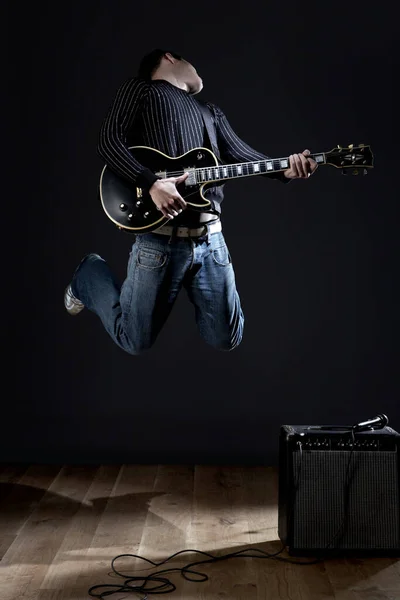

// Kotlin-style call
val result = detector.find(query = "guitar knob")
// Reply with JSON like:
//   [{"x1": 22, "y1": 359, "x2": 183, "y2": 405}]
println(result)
[
  {"x1": 128, "y1": 213, "x2": 133, "y2": 220},
  {"x1": 143, "y1": 212, "x2": 150, "y2": 218},
  {"x1": 136, "y1": 200, "x2": 143, "y2": 207},
  {"x1": 119, "y1": 203, "x2": 127, "y2": 211}
]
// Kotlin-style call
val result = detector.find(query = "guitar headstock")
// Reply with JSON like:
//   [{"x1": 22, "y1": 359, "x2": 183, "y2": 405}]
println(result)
[{"x1": 325, "y1": 144, "x2": 374, "y2": 175}]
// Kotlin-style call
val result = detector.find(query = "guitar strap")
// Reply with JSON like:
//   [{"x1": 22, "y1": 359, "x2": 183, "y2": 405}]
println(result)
[
  {"x1": 198, "y1": 102, "x2": 221, "y2": 160},
  {"x1": 197, "y1": 101, "x2": 224, "y2": 219}
]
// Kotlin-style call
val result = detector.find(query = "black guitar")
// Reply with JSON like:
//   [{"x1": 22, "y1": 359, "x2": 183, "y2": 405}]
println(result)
[{"x1": 99, "y1": 144, "x2": 374, "y2": 233}]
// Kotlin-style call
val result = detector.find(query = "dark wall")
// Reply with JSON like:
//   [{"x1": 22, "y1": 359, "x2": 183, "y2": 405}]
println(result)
[{"x1": 4, "y1": 1, "x2": 398, "y2": 464}]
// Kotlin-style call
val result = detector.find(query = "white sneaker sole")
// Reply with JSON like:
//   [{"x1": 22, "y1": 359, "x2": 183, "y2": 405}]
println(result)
[{"x1": 64, "y1": 284, "x2": 85, "y2": 315}]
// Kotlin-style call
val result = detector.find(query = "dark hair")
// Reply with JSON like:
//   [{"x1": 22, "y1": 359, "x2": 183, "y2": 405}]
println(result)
[{"x1": 137, "y1": 48, "x2": 182, "y2": 80}]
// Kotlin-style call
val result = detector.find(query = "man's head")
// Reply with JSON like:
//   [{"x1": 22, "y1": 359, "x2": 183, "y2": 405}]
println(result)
[{"x1": 137, "y1": 49, "x2": 203, "y2": 95}]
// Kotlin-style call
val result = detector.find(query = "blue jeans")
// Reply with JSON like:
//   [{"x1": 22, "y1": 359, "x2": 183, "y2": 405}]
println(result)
[{"x1": 71, "y1": 229, "x2": 244, "y2": 355}]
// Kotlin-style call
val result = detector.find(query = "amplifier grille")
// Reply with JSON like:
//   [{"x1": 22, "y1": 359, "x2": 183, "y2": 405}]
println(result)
[{"x1": 292, "y1": 450, "x2": 399, "y2": 549}]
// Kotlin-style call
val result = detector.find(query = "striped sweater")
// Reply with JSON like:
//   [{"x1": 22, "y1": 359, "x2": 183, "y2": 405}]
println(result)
[{"x1": 97, "y1": 77, "x2": 288, "y2": 225}]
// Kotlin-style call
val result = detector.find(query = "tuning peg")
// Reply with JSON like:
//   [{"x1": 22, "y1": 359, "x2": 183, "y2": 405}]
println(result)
[
  {"x1": 341, "y1": 168, "x2": 348, "y2": 175},
  {"x1": 352, "y1": 169, "x2": 359, "y2": 175},
  {"x1": 362, "y1": 169, "x2": 368, "y2": 175},
  {"x1": 337, "y1": 145, "x2": 342, "y2": 150},
  {"x1": 348, "y1": 143, "x2": 354, "y2": 150}
]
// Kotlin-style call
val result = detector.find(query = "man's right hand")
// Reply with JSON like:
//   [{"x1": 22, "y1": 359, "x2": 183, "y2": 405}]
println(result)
[{"x1": 149, "y1": 172, "x2": 188, "y2": 219}]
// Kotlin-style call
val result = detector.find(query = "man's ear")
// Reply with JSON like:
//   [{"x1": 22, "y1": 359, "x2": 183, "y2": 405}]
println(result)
[{"x1": 164, "y1": 52, "x2": 176, "y2": 64}]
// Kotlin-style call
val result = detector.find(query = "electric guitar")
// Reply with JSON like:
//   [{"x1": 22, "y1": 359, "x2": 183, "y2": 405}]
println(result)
[{"x1": 99, "y1": 144, "x2": 374, "y2": 233}]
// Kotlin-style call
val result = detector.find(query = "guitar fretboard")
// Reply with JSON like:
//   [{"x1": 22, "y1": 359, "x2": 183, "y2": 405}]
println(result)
[{"x1": 195, "y1": 153, "x2": 326, "y2": 183}]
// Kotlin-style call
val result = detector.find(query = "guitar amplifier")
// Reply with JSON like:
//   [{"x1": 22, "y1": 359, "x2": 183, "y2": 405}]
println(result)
[{"x1": 278, "y1": 423, "x2": 400, "y2": 557}]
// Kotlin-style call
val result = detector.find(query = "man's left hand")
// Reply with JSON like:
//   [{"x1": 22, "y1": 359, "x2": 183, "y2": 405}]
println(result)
[{"x1": 284, "y1": 149, "x2": 318, "y2": 179}]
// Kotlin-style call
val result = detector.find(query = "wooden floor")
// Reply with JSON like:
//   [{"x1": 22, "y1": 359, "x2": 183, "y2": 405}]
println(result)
[{"x1": 1, "y1": 464, "x2": 399, "y2": 600}]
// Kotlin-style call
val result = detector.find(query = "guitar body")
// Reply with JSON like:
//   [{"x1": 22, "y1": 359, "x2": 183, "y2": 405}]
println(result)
[{"x1": 99, "y1": 146, "x2": 219, "y2": 233}]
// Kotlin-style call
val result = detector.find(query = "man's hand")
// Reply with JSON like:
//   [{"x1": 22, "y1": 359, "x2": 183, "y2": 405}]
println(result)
[
  {"x1": 149, "y1": 172, "x2": 189, "y2": 219},
  {"x1": 283, "y1": 149, "x2": 318, "y2": 180}
]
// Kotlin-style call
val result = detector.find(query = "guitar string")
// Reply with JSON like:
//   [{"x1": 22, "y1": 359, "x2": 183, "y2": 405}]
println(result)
[
  {"x1": 149, "y1": 154, "x2": 370, "y2": 179},
  {"x1": 156, "y1": 156, "x2": 314, "y2": 179},
  {"x1": 134, "y1": 146, "x2": 369, "y2": 179},
  {"x1": 159, "y1": 162, "x2": 370, "y2": 179}
]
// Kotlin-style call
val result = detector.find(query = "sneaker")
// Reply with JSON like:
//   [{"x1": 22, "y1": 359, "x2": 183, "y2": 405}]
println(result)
[{"x1": 64, "y1": 284, "x2": 85, "y2": 315}]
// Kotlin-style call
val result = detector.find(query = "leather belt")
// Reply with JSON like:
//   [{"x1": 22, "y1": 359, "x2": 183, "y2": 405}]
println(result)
[{"x1": 153, "y1": 219, "x2": 222, "y2": 238}]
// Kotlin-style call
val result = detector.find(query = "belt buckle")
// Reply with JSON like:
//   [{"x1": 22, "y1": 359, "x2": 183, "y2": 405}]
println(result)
[{"x1": 194, "y1": 223, "x2": 210, "y2": 242}]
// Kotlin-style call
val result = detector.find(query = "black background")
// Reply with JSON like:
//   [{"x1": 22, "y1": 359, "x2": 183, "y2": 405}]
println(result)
[{"x1": 3, "y1": 0, "x2": 398, "y2": 464}]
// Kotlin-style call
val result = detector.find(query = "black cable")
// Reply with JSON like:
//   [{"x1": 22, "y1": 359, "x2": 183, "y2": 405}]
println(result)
[
  {"x1": 87, "y1": 427, "x2": 361, "y2": 598},
  {"x1": 87, "y1": 544, "x2": 320, "y2": 599}
]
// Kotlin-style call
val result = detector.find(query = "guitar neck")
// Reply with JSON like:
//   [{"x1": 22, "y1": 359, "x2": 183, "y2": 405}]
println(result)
[{"x1": 196, "y1": 152, "x2": 326, "y2": 184}]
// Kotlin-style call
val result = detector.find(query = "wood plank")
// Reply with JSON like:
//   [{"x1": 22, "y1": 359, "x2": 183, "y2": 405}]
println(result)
[
  {"x1": 135, "y1": 464, "x2": 195, "y2": 599},
  {"x1": 0, "y1": 465, "x2": 99, "y2": 600},
  {"x1": 354, "y1": 557, "x2": 400, "y2": 593},
  {"x1": 40, "y1": 464, "x2": 121, "y2": 592},
  {"x1": 0, "y1": 464, "x2": 30, "y2": 481},
  {"x1": 76, "y1": 464, "x2": 159, "y2": 596},
  {"x1": 0, "y1": 465, "x2": 61, "y2": 560},
  {"x1": 247, "y1": 466, "x2": 336, "y2": 600},
  {"x1": 188, "y1": 465, "x2": 259, "y2": 599},
  {"x1": 334, "y1": 590, "x2": 400, "y2": 600},
  {"x1": 325, "y1": 556, "x2": 400, "y2": 597},
  {"x1": 0, "y1": 464, "x2": 31, "y2": 502},
  {"x1": 246, "y1": 466, "x2": 279, "y2": 544}
]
